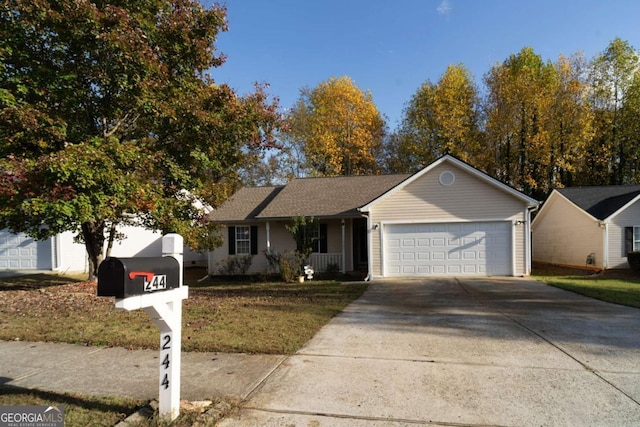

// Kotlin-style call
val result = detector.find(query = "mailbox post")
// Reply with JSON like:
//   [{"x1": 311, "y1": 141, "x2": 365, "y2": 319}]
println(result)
[{"x1": 97, "y1": 233, "x2": 188, "y2": 421}]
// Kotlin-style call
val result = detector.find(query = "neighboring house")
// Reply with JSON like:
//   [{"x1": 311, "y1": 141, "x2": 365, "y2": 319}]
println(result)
[
  {"x1": 209, "y1": 155, "x2": 539, "y2": 279},
  {"x1": 532, "y1": 185, "x2": 640, "y2": 270},
  {"x1": 0, "y1": 226, "x2": 206, "y2": 273}
]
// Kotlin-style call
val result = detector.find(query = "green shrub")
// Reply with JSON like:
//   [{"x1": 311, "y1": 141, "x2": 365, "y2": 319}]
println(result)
[
  {"x1": 628, "y1": 252, "x2": 640, "y2": 274},
  {"x1": 218, "y1": 255, "x2": 253, "y2": 275},
  {"x1": 279, "y1": 252, "x2": 304, "y2": 282}
]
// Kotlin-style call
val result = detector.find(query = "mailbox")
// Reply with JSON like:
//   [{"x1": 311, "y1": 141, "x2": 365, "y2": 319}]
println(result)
[{"x1": 98, "y1": 256, "x2": 180, "y2": 298}]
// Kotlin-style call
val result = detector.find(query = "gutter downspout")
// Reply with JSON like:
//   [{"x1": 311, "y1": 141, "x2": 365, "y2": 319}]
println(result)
[
  {"x1": 526, "y1": 205, "x2": 537, "y2": 275},
  {"x1": 359, "y1": 209, "x2": 373, "y2": 281},
  {"x1": 603, "y1": 221, "x2": 609, "y2": 270}
]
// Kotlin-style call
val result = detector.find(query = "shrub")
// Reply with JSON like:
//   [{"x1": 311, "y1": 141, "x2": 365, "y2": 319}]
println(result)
[
  {"x1": 279, "y1": 251, "x2": 305, "y2": 283},
  {"x1": 325, "y1": 262, "x2": 340, "y2": 274},
  {"x1": 628, "y1": 252, "x2": 640, "y2": 274},
  {"x1": 264, "y1": 251, "x2": 281, "y2": 273},
  {"x1": 217, "y1": 255, "x2": 253, "y2": 275}
]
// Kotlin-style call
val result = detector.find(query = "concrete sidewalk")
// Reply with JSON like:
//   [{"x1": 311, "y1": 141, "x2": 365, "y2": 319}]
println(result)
[
  {"x1": 220, "y1": 277, "x2": 640, "y2": 426},
  {"x1": 0, "y1": 341, "x2": 285, "y2": 402}
]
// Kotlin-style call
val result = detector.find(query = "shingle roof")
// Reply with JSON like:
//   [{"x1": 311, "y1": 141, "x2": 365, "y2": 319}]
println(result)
[
  {"x1": 557, "y1": 185, "x2": 640, "y2": 220},
  {"x1": 256, "y1": 174, "x2": 411, "y2": 219},
  {"x1": 211, "y1": 174, "x2": 410, "y2": 222},
  {"x1": 209, "y1": 186, "x2": 284, "y2": 221}
]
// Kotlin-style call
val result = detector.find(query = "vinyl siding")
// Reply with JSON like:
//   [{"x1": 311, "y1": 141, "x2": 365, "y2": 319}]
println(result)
[
  {"x1": 209, "y1": 223, "x2": 272, "y2": 274},
  {"x1": 607, "y1": 200, "x2": 640, "y2": 268},
  {"x1": 209, "y1": 219, "x2": 353, "y2": 274},
  {"x1": 369, "y1": 162, "x2": 529, "y2": 276},
  {"x1": 532, "y1": 193, "x2": 604, "y2": 269}
]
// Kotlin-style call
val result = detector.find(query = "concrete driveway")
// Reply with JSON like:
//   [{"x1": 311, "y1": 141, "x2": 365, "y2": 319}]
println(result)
[{"x1": 220, "y1": 277, "x2": 640, "y2": 426}]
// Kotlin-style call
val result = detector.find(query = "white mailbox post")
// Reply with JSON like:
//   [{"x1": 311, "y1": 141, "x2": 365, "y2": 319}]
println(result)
[{"x1": 97, "y1": 233, "x2": 188, "y2": 421}]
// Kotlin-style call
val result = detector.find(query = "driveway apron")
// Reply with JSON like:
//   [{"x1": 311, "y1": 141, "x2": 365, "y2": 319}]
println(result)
[{"x1": 220, "y1": 278, "x2": 640, "y2": 426}]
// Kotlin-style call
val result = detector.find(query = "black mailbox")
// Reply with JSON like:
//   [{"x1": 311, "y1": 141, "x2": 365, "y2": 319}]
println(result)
[{"x1": 98, "y1": 256, "x2": 180, "y2": 298}]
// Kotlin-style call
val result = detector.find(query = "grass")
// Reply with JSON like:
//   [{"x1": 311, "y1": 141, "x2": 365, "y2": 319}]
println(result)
[
  {"x1": 533, "y1": 265, "x2": 640, "y2": 309},
  {"x1": 0, "y1": 268, "x2": 368, "y2": 354},
  {"x1": 0, "y1": 386, "x2": 145, "y2": 427},
  {"x1": 0, "y1": 269, "x2": 365, "y2": 425},
  {"x1": 0, "y1": 387, "x2": 235, "y2": 427}
]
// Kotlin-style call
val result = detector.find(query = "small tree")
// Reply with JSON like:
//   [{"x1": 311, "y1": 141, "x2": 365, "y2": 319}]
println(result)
[{"x1": 284, "y1": 215, "x2": 319, "y2": 276}]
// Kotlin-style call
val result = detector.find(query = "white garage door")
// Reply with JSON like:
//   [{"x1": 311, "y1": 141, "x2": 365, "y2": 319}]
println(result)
[
  {"x1": 0, "y1": 230, "x2": 49, "y2": 270},
  {"x1": 384, "y1": 222, "x2": 511, "y2": 276}
]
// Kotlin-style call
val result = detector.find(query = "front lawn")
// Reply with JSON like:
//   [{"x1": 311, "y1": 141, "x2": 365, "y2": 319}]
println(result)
[
  {"x1": 533, "y1": 266, "x2": 640, "y2": 309},
  {"x1": 0, "y1": 269, "x2": 368, "y2": 354}
]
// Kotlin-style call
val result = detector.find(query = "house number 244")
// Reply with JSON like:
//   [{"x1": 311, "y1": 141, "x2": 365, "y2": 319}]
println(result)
[{"x1": 160, "y1": 334, "x2": 171, "y2": 389}]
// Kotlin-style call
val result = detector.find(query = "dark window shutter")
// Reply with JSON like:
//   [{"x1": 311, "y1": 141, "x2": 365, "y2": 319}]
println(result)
[
  {"x1": 625, "y1": 227, "x2": 634, "y2": 254},
  {"x1": 228, "y1": 226, "x2": 236, "y2": 255},
  {"x1": 250, "y1": 226, "x2": 258, "y2": 255},
  {"x1": 319, "y1": 223, "x2": 328, "y2": 253}
]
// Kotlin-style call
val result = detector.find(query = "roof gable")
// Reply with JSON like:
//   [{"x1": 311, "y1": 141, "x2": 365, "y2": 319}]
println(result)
[
  {"x1": 360, "y1": 155, "x2": 538, "y2": 212},
  {"x1": 556, "y1": 185, "x2": 640, "y2": 220}
]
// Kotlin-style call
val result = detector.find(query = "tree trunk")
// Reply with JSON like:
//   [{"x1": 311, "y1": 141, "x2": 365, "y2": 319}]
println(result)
[
  {"x1": 105, "y1": 223, "x2": 117, "y2": 259},
  {"x1": 81, "y1": 220, "x2": 106, "y2": 281}
]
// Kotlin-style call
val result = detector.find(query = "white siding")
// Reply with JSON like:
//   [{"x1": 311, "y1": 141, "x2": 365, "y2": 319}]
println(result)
[
  {"x1": 58, "y1": 227, "x2": 206, "y2": 273},
  {"x1": 607, "y1": 200, "x2": 640, "y2": 268},
  {"x1": 370, "y1": 162, "x2": 529, "y2": 277},
  {"x1": 532, "y1": 193, "x2": 603, "y2": 269},
  {"x1": 209, "y1": 219, "x2": 352, "y2": 275}
]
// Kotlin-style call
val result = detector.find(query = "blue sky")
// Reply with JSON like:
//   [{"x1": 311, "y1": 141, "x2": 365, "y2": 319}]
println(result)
[{"x1": 210, "y1": 0, "x2": 640, "y2": 128}]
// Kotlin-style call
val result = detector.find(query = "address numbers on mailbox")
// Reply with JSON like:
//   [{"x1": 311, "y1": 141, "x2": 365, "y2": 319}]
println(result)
[{"x1": 98, "y1": 256, "x2": 179, "y2": 298}]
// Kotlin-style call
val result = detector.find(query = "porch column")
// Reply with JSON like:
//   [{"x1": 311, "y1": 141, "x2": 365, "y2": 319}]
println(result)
[
  {"x1": 266, "y1": 221, "x2": 271, "y2": 254},
  {"x1": 341, "y1": 219, "x2": 346, "y2": 273}
]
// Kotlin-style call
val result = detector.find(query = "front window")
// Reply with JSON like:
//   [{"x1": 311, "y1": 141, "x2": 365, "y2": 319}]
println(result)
[
  {"x1": 306, "y1": 224, "x2": 321, "y2": 253},
  {"x1": 634, "y1": 227, "x2": 640, "y2": 252},
  {"x1": 236, "y1": 226, "x2": 251, "y2": 255}
]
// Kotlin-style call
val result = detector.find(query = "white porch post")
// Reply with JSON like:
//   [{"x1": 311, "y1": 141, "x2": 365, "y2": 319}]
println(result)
[
  {"x1": 341, "y1": 219, "x2": 346, "y2": 273},
  {"x1": 266, "y1": 221, "x2": 271, "y2": 254}
]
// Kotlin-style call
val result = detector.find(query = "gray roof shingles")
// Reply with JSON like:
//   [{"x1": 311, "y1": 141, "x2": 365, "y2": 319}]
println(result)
[
  {"x1": 211, "y1": 174, "x2": 410, "y2": 222},
  {"x1": 557, "y1": 185, "x2": 640, "y2": 220},
  {"x1": 210, "y1": 186, "x2": 284, "y2": 221}
]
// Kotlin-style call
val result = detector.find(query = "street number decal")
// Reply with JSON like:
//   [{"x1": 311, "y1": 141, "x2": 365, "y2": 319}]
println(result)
[
  {"x1": 160, "y1": 333, "x2": 171, "y2": 390},
  {"x1": 162, "y1": 334, "x2": 171, "y2": 350},
  {"x1": 128, "y1": 272, "x2": 168, "y2": 292},
  {"x1": 144, "y1": 275, "x2": 167, "y2": 292}
]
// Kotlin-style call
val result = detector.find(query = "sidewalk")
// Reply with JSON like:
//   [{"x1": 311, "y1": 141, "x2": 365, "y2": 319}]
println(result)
[{"x1": 0, "y1": 341, "x2": 285, "y2": 402}]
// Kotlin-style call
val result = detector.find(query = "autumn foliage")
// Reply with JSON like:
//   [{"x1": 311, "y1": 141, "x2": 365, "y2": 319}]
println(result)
[{"x1": 286, "y1": 76, "x2": 385, "y2": 177}]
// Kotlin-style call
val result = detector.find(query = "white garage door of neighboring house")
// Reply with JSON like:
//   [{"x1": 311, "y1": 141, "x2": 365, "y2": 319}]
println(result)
[
  {"x1": 0, "y1": 230, "x2": 52, "y2": 270},
  {"x1": 384, "y1": 222, "x2": 511, "y2": 276}
]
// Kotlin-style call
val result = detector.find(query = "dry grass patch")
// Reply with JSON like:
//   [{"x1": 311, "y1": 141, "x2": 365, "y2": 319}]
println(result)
[
  {"x1": 0, "y1": 269, "x2": 368, "y2": 354},
  {"x1": 0, "y1": 386, "x2": 144, "y2": 427}
]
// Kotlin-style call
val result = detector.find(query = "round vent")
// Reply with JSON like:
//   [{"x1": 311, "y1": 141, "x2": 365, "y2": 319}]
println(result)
[{"x1": 439, "y1": 170, "x2": 456, "y2": 186}]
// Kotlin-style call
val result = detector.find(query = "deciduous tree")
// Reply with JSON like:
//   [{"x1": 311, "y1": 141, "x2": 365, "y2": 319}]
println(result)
[
  {"x1": 0, "y1": 0, "x2": 281, "y2": 279},
  {"x1": 286, "y1": 76, "x2": 386, "y2": 176},
  {"x1": 484, "y1": 47, "x2": 557, "y2": 197},
  {"x1": 584, "y1": 38, "x2": 640, "y2": 185},
  {"x1": 387, "y1": 64, "x2": 482, "y2": 173}
]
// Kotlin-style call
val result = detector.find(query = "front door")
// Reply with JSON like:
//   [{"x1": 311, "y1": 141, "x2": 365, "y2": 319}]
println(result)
[{"x1": 352, "y1": 218, "x2": 368, "y2": 272}]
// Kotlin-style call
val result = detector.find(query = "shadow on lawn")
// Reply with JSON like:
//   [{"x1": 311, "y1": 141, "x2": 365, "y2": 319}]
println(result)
[
  {"x1": 0, "y1": 274, "x2": 84, "y2": 292},
  {"x1": 0, "y1": 382, "x2": 142, "y2": 416}
]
